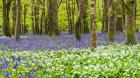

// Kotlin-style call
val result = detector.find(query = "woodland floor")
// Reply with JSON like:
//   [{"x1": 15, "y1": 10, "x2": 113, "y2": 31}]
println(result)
[{"x1": 0, "y1": 31, "x2": 139, "y2": 52}]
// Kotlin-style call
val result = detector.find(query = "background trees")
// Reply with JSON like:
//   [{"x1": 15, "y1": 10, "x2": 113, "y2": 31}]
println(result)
[
  {"x1": 2, "y1": 0, "x2": 13, "y2": 37},
  {"x1": 0, "y1": 0, "x2": 139, "y2": 45}
]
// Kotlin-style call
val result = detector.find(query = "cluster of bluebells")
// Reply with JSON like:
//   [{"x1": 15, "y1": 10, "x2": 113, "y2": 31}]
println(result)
[
  {"x1": 0, "y1": 55, "x2": 36, "y2": 78},
  {"x1": 0, "y1": 31, "x2": 140, "y2": 51}
]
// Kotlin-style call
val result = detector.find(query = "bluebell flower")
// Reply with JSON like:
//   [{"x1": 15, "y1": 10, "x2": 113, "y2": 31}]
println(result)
[
  {"x1": 10, "y1": 56, "x2": 15, "y2": 61},
  {"x1": 4, "y1": 60, "x2": 9, "y2": 68},
  {"x1": 28, "y1": 72, "x2": 31, "y2": 78},
  {"x1": 17, "y1": 56, "x2": 21, "y2": 63},
  {"x1": 6, "y1": 71, "x2": 9, "y2": 78}
]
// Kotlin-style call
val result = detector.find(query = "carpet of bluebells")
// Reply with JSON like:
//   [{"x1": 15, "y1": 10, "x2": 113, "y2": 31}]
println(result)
[
  {"x1": 1, "y1": 44, "x2": 140, "y2": 77},
  {"x1": 1, "y1": 32, "x2": 140, "y2": 78},
  {"x1": 1, "y1": 31, "x2": 140, "y2": 52}
]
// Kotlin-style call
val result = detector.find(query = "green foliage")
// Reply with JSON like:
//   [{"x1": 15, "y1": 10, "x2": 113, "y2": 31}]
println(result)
[
  {"x1": 1, "y1": 44, "x2": 140, "y2": 77},
  {"x1": 0, "y1": 0, "x2": 140, "y2": 32}
]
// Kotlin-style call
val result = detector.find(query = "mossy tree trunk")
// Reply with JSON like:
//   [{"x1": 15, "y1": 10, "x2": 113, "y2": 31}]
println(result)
[
  {"x1": 75, "y1": 0, "x2": 83, "y2": 41},
  {"x1": 108, "y1": 0, "x2": 116, "y2": 42},
  {"x1": 123, "y1": 0, "x2": 137, "y2": 44},
  {"x1": 47, "y1": 0, "x2": 59, "y2": 36}
]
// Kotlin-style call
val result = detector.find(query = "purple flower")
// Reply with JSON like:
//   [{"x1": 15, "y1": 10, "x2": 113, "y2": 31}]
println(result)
[
  {"x1": 28, "y1": 72, "x2": 31, "y2": 78},
  {"x1": 6, "y1": 71, "x2": 9, "y2": 78},
  {"x1": 10, "y1": 56, "x2": 15, "y2": 61},
  {"x1": 4, "y1": 60, "x2": 9, "y2": 68},
  {"x1": 17, "y1": 56, "x2": 21, "y2": 63}
]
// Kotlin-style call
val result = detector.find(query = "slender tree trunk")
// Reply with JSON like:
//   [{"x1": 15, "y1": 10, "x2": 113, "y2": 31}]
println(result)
[
  {"x1": 66, "y1": 0, "x2": 75, "y2": 34},
  {"x1": 45, "y1": 0, "x2": 48, "y2": 35},
  {"x1": 66, "y1": 0, "x2": 72, "y2": 34},
  {"x1": 23, "y1": 4, "x2": 27, "y2": 34},
  {"x1": 15, "y1": 0, "x2": 21, "y2": 41},
  {"x1": 102, "y1": 0, "x2": 109, "y2": 32},
  {"x1": 82, "y1": 0, "x2": 89, "y2": 33},
  {"x1": 12, "y1": 1, "x2": 16, "y2": 35},
  {"x1": 75, "y1": 0, "x2": 83, "y2": 41},
  {"x1": 115, "y1": 2, "x2": 123, "y2": 32},
  {"x1": 91, "y1": 0, "x2": 96, "y2": 48},
  {"x1": 34, "y1": 1, "x2": 40, "y2": 34},
  {"x1": 108, "y1": 0, "x2": 116, "y2": 42},
  {"x1": 31, "y1": 0, "x2": 35, "y2": 34},
  {"x1": 44, "y1": 17, "x2": 48, "y2": 34},
  {"x1": 40, "y1": 0, "x2": 45, "y2": 35}
]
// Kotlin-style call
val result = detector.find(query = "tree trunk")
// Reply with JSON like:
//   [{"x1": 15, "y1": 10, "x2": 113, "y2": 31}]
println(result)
[
  {"x1": 31, "y1": 0, "x2": 35, "y2": 34},
  {"x1": 34, "y1": 0, "x2": 40, "y2": 34},
  {"x1": 115, "y1": 2, "x2": 123, "y2": 32},
  {"x1": 82, "y1": 0, "x2": 89, "y2": 33},
  {"x1": 15, "y1": 0, "x2": 21, "y2": 41},
  {"x1": 123, "y1": 0, "x2": 137, "y2": 44},
  {"x1": 66, "y1": 0, "x2": 75, "y2": 34},
  {"x1": 12, "y1": 1, "x2": 16, "y2": 35},
  {"x1": 40, "y1": 0, "x2": 45, "y2": 35},
  {"x1": 75, "y1": 0, "x2": 83, "y2": 41},
  {"x1": 102, "y1": 0, "x2": 109, "y2": 32},
  {"x1": 48, "y1": 0, "x2": 59, "y2": 36},
  {"x1": 108, "y1": 0, "x2": 116, "y2": 42},
  {"x1": 23, "y1": 4, "x2": 27, "y2": 35},
  {"x1": 91, "y1": 0, "x2": 96, "y2": 48}
]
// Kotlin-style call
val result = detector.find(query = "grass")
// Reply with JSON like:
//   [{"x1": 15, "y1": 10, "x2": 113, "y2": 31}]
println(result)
[{"x1": 1, "y1": 44, "x2": 140, "y2": 78}]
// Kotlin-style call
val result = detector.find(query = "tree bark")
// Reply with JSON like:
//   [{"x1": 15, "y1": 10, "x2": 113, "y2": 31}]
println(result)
[
  {"x1": 66, "y1": 0, "x2": 75, "y2": 34},
  {"x1": 91, "y1": 0, "x2": 97, "y2": 48},
  {"x1": 12, "y1": 1, "x2": 16, "y2": 35},
  {"x1": 115, "y1": 1, "x2": 123, "y2": 32},
  {"x1": 82, "y1": 0, "x2": 89, "y2": 33},
  {"x1": 108, "y1": 0, "x2": 116, "y2": 42},
  {"x1": 75, "y1": 0, "x2": 83, "y2": 41},
  {"x1": 122, "y1": 0, "x2": 137, "y2": 44},
  {"x1": 31, "y1": 0, "x2": 35, "y2": 34},
  {"x1": 15, "y1": 0, "x2": 21, "y2": 41},
  {"x1": 48, "y1": 0, "x2": 59, "y2": 36},
  {"x1": 23, "y1": 4, "x2": 27, "y2": 34},
  {"x1": 34, "y1": 0, "x2": 40, "y2": 34},
  {"x1": 102, "y1": 0, "x2": 109, "y2": 32}
]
